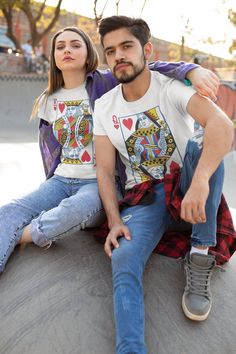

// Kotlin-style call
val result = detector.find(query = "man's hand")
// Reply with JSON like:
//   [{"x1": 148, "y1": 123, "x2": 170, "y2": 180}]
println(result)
[
  {"x1": 180, "y1": 179, "x2": 210, "y2": 224},
  {"x1": 187, "y1": 67, "x2": 220, "y2": 102},
  {"x1": 104, "y1": 223, "x2": 131, "y2": 258}
]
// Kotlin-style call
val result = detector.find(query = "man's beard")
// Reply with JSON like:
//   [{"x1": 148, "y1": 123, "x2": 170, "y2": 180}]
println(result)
[{"x1": 113, "y1": 55, "x2": 146, "y2": 84}]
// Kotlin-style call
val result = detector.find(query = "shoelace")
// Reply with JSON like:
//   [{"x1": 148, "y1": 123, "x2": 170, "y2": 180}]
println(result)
[{"x1": 185, "y1": 263, "x2": 213, "y2": 298}]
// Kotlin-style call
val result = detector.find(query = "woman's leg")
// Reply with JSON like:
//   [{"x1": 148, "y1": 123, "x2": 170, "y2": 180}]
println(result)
[
  {"x1": 28, "y1": 178, "x2": 105, "y2": 247},
  {"x1": 0, "y1": 176, "x2": 68, "y2": 272}
]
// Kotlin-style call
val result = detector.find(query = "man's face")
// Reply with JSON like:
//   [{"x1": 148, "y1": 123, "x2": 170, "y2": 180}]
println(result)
[{"x1": 103, "y1": 28, "x2": 146, "y2": 84}]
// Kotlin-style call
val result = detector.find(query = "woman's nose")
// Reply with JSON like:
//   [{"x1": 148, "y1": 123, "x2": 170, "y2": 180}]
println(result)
[{"x1": 64, "y1": 46, "x2": 71, "y2": 54}]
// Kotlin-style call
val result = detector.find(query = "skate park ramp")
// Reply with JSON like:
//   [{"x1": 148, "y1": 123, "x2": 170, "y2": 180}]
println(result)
[{"x1": 0, "y1": 75, "x2": 236, "y2": 354}]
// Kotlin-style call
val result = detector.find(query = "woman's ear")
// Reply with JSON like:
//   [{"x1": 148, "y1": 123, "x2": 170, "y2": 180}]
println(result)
[{"x1": 144, "y1": 41, "x2": 153, "y2": 60}]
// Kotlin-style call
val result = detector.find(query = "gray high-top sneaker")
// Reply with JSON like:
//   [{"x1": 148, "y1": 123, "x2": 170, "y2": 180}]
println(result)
[{"x1": 182, "y1": 252, "x2": 216, "y2": 321}]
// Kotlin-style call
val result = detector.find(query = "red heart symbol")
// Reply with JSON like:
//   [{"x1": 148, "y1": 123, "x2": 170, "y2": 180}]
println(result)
[
  {"x1": 81, "y1": 151, "x2": 91, "y2": 162},
  {"x1": 114, "y1": 124, "x2": 119, "y2": 129},
  {"x1": 123, "y1": 118, "x2": 133, "y2": 130},
  {"x1": 59, "y1": 103, "x2": 65, "y2": 113}
]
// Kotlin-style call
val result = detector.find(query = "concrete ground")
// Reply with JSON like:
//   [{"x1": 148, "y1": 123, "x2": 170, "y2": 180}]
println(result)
[
  {"x1": 0, "y1": 74, "x2": 236, "y2": 353},
  {"x1": 0, "y1": 141, "x2": 235, "y2": 354}
]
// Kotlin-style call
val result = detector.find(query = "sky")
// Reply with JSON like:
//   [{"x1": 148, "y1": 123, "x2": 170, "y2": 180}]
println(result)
[{"x1": 47, "y1": 0, "x2": 236, "y2": 59}]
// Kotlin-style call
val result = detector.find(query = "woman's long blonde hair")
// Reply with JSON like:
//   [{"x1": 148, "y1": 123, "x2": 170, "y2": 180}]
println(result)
[{"x1": 31, "y1": 27, "x2": 99, "y2": 119}]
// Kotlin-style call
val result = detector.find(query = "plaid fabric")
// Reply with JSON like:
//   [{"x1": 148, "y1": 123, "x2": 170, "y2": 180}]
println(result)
[{"x1": 94, "y1": 162, "x2": 236, "y2": 265}]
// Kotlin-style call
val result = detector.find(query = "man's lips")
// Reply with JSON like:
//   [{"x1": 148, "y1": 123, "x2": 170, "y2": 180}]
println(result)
[{"x1": 115, "y1": 62, "x2": 131, "y2": 71}]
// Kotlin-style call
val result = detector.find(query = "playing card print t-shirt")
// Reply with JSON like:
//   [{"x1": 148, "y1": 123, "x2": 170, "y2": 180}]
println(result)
[
  {"x1": 38, "y1": 83, "x2": 96, "y2": 179},
  {"x1": 93, "y1": 71, "x2": 196, "y2": 190}
]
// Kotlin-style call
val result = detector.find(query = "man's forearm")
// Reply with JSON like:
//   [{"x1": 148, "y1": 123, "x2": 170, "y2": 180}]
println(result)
[
  {"x1": 97, "y1": 170, "x2": 123, "y2": 229},
  {"x1": 192, "y1": 115, "x2": 234, "y2": 183}
]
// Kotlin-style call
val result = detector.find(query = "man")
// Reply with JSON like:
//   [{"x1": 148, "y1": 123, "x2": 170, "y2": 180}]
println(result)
[
  {"x1": 22, "y1": 39, "x2": 33, "y2": 72},
  {"x1": 93, "y1": 16, "x2": 234, "y2": 354}
]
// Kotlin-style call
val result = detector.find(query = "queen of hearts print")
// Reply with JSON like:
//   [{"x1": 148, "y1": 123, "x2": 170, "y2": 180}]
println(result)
[
  {"x1": 53, "y1": 100, "x2": 93, "y2": 165},
  {"x1": 123, "y1": 107, "x2": 176, "y2": 183}
]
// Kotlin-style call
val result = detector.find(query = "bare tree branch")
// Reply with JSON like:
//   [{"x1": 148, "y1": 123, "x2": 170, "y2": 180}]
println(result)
[{"x1": 140, "y1": 0, "x2": 147, "y2": 16}]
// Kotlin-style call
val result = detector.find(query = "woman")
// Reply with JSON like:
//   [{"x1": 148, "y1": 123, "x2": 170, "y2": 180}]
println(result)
[{"x1": 0, "y1": 26, "x2": 219, "y2": 273}]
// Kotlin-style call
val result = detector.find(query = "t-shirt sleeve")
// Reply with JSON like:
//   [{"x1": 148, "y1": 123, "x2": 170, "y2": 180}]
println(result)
[
  {"x1": 168, "y1": 80, "x2": 196, "y2": 115},
  {"x1": 37, "y1": 94, "x2": 48, "y2": 120},
  {"x1": 93, "y1": 100, "x2": 107, "y2": 136}
]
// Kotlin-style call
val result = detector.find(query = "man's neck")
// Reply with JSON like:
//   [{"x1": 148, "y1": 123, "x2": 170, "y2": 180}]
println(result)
[{"x1": 121, "y1": 69, "x2": 151, "y2": 102}]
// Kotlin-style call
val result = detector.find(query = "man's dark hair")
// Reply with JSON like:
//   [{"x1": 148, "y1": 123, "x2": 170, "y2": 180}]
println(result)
[{"x1": 98, "y1": 15, "x2": 151, "y2": 47}]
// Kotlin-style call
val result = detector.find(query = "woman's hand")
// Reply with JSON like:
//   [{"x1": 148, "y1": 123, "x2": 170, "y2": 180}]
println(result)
[{"x1": 187, "y1": 67, "x2": 220, "y2": 102}]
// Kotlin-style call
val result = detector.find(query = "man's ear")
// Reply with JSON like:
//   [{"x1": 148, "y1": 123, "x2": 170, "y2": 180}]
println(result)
[{"x1": 144, "y1": 42, "x2": 153, "y2": 60}]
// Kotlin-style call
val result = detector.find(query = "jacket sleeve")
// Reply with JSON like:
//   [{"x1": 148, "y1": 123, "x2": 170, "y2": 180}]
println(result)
[
  {"x1": 148, "y1": 60, "x2": 199, "y2": 82},
  {"x1": 39, "y1": 119, "x2": 62, "y2": 179}
]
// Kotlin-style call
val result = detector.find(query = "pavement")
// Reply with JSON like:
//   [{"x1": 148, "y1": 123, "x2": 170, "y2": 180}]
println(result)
[{"x1": 0, "y1": 137, "x2": 236, "y2": 354}]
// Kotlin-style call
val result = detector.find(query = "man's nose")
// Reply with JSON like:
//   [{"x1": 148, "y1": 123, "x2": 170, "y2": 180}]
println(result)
[{"x1": 115, "y1": 49, "x2": 125, "y2": 61}]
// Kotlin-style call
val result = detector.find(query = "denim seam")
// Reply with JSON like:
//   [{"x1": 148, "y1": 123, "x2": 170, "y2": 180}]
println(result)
[
  {"x1": 0, "y1": 219, "x2": 33, "y2": 270},
  {"x1": 32, "y1": 206, "x2": 104, "y2": 244}
]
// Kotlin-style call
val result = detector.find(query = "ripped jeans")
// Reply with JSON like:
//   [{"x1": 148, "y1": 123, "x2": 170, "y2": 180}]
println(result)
[
  {"x1": 0, "y1": 175, "x2": 105, "y2": 273},
  {"x1": 112, "y1": 139, "x2": 224, "y2": 354}
]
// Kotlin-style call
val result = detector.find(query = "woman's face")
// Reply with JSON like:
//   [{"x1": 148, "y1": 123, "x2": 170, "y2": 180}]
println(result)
[{"x1": 54, "y1": 30, "x2": 88, "y2": 73}]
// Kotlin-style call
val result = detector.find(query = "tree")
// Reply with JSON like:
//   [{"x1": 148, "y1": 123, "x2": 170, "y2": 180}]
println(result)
[
  {"x1": 0, "y1": 0, "x2": 63, "y2": 52},
  {"x1": 92, "y1": 0, "x2": 148, "y2": 27},
  {"x1": 93, "y1": 0, "x2": 109, "y2": 27},
  {"x1": 228, "y1": 8, "x2": 236, "y2": 54},
  {"x1": 0, "y1": 0, "x2": 21, "y2": 50}
]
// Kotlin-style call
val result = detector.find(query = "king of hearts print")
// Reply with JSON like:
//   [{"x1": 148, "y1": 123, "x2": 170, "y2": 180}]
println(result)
[{"x1": 53, "y1": 99, "x2": 94, "y2": 165}]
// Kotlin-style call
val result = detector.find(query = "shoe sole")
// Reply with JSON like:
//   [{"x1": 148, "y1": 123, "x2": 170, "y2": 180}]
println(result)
[{"x1": 182, "y1": 296, "x2": 212, "y2": 321}]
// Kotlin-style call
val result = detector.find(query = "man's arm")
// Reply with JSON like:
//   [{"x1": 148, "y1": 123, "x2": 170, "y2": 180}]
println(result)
[
  {"x1": 149, "y1": 61, "x2": 219, "y2": 101},
  {"x1": 94, "y1": 135, "x2": 131, "y2": 258},
  {"x1": 181, "y1": 94, "x2": 234, "y2": 224}
]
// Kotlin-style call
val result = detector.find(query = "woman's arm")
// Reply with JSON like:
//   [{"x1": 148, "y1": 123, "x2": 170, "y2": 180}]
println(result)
[{"x1": 149, "y1": 60, "x2": 219, "y2": 101}]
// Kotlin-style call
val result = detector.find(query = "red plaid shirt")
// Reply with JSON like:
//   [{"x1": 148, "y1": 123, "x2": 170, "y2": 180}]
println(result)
[{"x1": 94, "y1": 162, "x2": 236, "y2": 265}]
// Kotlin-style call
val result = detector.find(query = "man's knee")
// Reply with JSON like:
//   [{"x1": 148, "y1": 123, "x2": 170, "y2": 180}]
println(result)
[{"x1": 112, "y1": 243, "x2": 144, "y2": 277}]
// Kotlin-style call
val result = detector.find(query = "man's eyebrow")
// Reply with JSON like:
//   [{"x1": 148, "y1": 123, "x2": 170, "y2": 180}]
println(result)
[{"x1": 104, "y1": 40, "x2": 134, "y2": 52}]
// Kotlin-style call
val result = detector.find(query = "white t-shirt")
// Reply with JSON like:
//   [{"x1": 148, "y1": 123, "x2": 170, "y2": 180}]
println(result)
[
  {"x1": 93, "y1": 71, "x2": 196, "y2": 190},
  {"x1": 38, "y1": 84, "x2": 96, "y2": 179}
]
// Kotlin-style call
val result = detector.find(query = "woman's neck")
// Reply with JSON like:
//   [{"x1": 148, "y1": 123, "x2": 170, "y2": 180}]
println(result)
[{"x1": 62, "y1": 70, "x2": 86, "y2": 89}]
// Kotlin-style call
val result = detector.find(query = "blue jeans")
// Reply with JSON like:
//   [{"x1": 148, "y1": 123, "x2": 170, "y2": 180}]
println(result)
[
  {"x1": 112, "y1": 140, "x2": 224, "y2": 354},
  {"x1": 0, "y1": 175, "x2": 105, "y2": 273}
]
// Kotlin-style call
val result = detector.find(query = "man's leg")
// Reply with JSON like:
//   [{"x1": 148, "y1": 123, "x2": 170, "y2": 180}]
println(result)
[
  {"x1": 180, "y1": 138, "x2": 224, "y2": 321},
  {"x1": 111, "y1": 183, "x2": 171, "y2": 354}
]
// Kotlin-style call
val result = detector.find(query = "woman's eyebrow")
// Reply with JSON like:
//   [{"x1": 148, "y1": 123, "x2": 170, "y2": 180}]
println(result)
[{"x1": 56, "y1": 39, "x2": 83, "y2": 44}]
